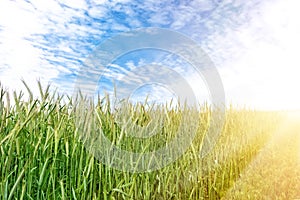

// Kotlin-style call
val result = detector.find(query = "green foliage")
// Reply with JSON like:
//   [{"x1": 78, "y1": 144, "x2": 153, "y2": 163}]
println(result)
[{"x1": 0, "y1": 82, "x2": 287, "y2": 199}]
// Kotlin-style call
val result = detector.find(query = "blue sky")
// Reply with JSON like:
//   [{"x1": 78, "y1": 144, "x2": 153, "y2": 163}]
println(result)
[{"x1": 0, "y1": 0, "x2": 299, "y2": 110}]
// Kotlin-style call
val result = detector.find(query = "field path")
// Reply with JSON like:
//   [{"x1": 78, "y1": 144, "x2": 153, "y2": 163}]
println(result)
[{"x1": 223, "y1": 113, "x2": 300, "y2": 200}]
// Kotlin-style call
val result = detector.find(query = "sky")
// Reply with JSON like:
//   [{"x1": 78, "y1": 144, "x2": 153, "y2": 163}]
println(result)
[{"x1": 0, "y1": 0, "x2": 299, "y2": 110}]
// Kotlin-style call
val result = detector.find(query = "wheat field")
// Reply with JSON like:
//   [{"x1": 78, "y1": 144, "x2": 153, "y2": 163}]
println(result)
[{"x1": 0, "y1": 82, "x2": 299, "y2": 200}]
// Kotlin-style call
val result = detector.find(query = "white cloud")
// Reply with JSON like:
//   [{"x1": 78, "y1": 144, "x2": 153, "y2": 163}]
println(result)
[
  {"x1": 1, "y1": 0, "x2": 299, "y2": 110},
  {"x1": 88, "y1": 5, "x2": 108, "y2": 18},
  {"x1": 0, "y1": 1, "x2": 61, "y2": 97},
  {"x1": 59, "y1": 0, "x2": 88, "y2": 10},
  {"x1": 148, "y1": 11, "x2": 171, "y2": 26},
  {"x1": 0, "y1": 0, "x2": 105, "y2": 98},
  {"x1": 214, "y1": 0, "x2": 300, "y2": 110}
]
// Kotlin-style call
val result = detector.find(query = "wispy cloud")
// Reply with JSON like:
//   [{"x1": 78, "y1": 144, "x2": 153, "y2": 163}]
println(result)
[
  {"x1": 0, "y1": 0, "x2": 298, "y2": 109},
  {"x1": 213, "y1": 0, "x2": 300, "y2": 109}
]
